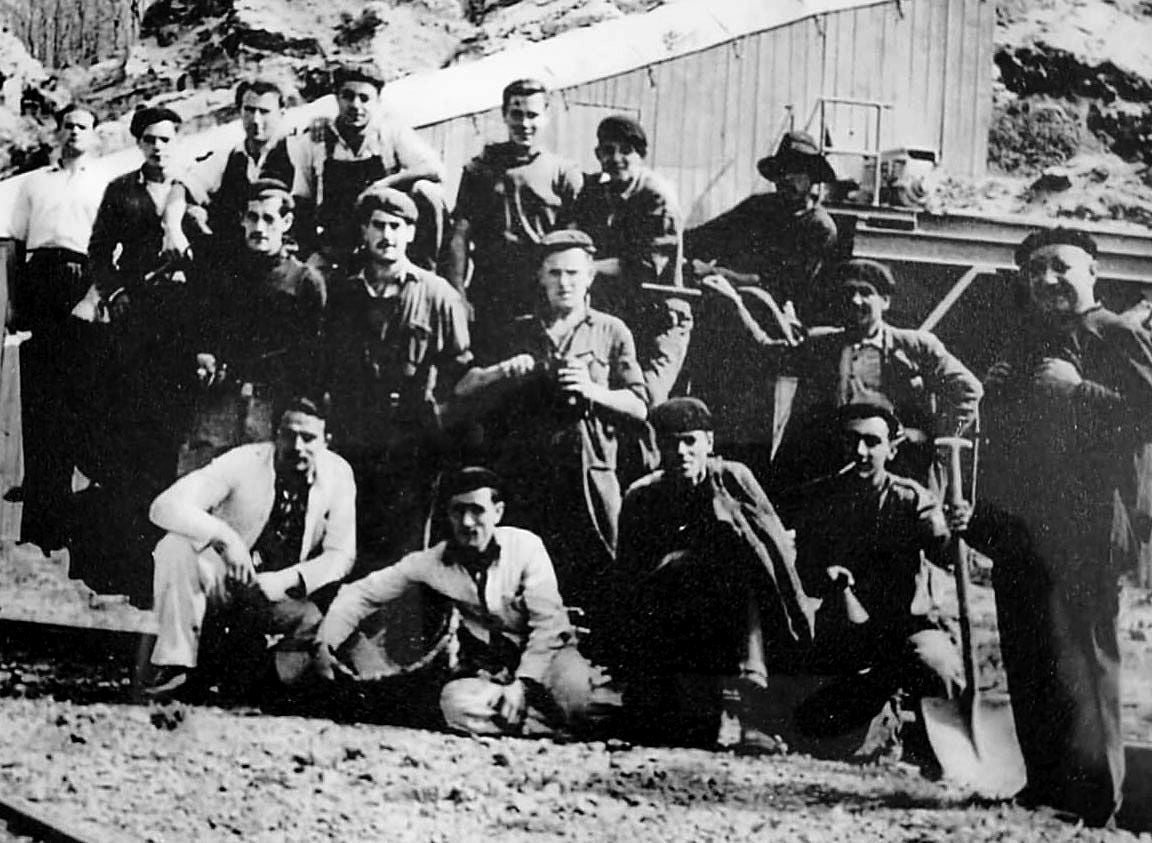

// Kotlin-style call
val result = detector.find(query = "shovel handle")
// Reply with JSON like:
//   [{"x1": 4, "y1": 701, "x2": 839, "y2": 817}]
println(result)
[{"x1": 937, "y1": 436, "x2": 978, "y2": 699}]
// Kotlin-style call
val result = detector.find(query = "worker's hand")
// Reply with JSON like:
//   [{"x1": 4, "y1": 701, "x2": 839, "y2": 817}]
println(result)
[
  {"x1": 198, "y1": 555, "x2": 230, "y2": 605},
  {"x1": 983, "y1": 360, "x2": 1013, "y2": 392},
  {"x1": 195, "y1": 353, "x2": 226, "y2": 388},
  {"x1": 699, "y1": 273, "x2": 741, "y2": 304},
  {"x1": 690, "y1": 258, "x2": 717, "y2": 279},
  {"x1": 162, "y1": 226, "x2": 192, "y2": 262},
  {"x1": 496, "y1": 679, "x2": 528, "y2": 730},
  {"x1": 557, "y1": 359, "x2": 596, "y2": 399},
  {"x1": 212, "y1": 535, "x2": 256, "y2": 587},
  {"x1": 498, "y1": 353, "x2": 537, "y2": 380},
  {"x1": 255, "y1": 568, "x2": 301, "y2": 603},
  {"x1": 825, "y1": 565, "x2": 855, "y2": 589},
  {"x1": 1033, "y1": 356, "x2": 1082, "y2": 397},
  {"x1": 944, "y1": 499, "x2": 972, "y2": 534}
]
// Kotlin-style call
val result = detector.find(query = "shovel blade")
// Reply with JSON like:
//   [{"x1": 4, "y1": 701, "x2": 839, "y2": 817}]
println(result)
[{"x1": 922, "y1": 695, "x2": 1026, "y2": 798}]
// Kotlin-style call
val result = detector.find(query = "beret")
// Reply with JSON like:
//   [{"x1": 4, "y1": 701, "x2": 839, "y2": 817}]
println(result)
[
  {"x1": 651, "y1": 397, "x2": 714, "y2": 436},
  {"x1": 332, "y1": 62, "x2": 385, "y2": 91},
  {"x1": 441, "y1": 467, "x2": 503, "y2": 501},
  {"x1": 538, "y1": 229, "x2": 596, "y2": 257},
  {"x1": 835, "y1": 258, "x2": 896, "y2": 296},
  {"x1": 355, "y1": 185, "x2": 419, "y2": 223},
  {"x1": 1014, "y1": 227, "x2": 1099, "y2": 267},
  {"x1": 596, "y1": 114, "x2": 648, "y2": 157},
  {"x1": 838, "y1": 394, "x2": 902, "y2": 438},
  {"x1": 130, "y1": 106, "x2": 182, "y2": 139}
]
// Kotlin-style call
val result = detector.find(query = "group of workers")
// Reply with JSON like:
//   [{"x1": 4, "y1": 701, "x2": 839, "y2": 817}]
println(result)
[{"x1": 4, "y1": 64, "x2": 1149, "y2": 829}]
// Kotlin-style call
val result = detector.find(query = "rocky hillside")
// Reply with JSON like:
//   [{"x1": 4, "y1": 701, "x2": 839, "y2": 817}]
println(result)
[{"x1": 0, "y1": 0, "x2": 662, "y2": 177}]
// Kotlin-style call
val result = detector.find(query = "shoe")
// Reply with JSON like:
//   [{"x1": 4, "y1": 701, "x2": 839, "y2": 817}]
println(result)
[
  {"x1": 142, "y1": 665, "x2": 192, "y2": 701},
  {"x1": 736, "y1": 726, "x2": 789, "y2": 757}
]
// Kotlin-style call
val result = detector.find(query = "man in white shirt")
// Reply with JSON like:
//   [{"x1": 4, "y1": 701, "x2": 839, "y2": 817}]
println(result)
[
  {"x1": 6, "y1": 103, "x2": 110, "y2": 554},
  {"x1": 316, "y1": 467, "x2": 614, "y2": 737}
]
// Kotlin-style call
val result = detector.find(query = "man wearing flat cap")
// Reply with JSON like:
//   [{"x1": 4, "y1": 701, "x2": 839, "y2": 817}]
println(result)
[
  {"x1": 325, "y1": 184, "x2": 471, "y2": 576},
  {"x1": 316, "y1": 466, "x2": 616, "y2": 737},
  {"x1": 573, "y1": 114, "x2": 691, "y2": 406},
  {"x1": 770, "y1": 258, "x2": 982, "y2": 505},
  {"x1": 965, "y1": 227, "x2": 1152, "y2": 825},
  {"x1": 455, "y1": 229, "x2": 649, "y2": 647},
  {"x1": 294, "y1": 62, "x2": 448, "y2": 272},
  {"x1": 612, "y1": 397, "x2": 812, "y2": 750},
  {"x1": 687, "y1": 131, "x2": 841, "y2": 326}
]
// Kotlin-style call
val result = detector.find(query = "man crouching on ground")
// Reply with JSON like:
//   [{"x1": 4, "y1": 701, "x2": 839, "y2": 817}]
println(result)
[
  {"x1": 145, "y1": 394, "x2": 356, "y2": 698},
  {"x1": 315, "y1": 467, "x2": 616, "y2": 737}
]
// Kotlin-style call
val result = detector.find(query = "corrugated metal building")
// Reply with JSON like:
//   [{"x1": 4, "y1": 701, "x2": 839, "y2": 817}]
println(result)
[{"x1": 0, "y1": 0, "x2": 994, "y2": 230}]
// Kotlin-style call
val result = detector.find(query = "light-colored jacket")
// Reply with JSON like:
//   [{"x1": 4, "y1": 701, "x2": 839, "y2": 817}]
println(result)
[{"x1": 149, "y1": 443, "x2": 356, "y2": 594}]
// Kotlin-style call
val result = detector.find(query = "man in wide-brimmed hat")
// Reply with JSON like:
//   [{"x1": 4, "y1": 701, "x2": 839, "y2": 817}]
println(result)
[{"x1": 687, "y1": 130, "x2": 841, "y2": 324}]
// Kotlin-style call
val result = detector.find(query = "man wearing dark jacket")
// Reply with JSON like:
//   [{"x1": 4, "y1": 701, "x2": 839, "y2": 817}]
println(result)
[
  {"x1": 613, "y1": 397, "x2": 813, "y2": 750},
  {"x1": 968, "y1": 228, "x2": 1152, "y2": 826},
  {"x1": 446, "y1": 78, "x2": 583, "y2": 340}
]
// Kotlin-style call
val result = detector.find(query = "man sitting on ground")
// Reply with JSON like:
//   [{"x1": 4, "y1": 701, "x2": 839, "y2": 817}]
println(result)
[
  {"x1": 792, "y1": 398, "x2": 967, "y2": 763},
  {"x1": 613, "y1": 397, "x2": 813, "y2": 750},
  {"x1": 146, "y1": 394, "x2": 356, "y2": 699},
  {"x1": 315, "y1": 467, "x2": 614, "y2": 738}
]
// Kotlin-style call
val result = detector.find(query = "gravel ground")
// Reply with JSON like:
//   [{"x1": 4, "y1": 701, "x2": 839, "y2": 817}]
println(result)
[{"x1": 1, "y1": 696, "x2": 1147, "y2": 843}]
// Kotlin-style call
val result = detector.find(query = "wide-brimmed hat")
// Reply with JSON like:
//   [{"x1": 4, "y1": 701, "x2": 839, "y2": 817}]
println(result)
[{"x1": 757, "y1": 131, "x2": 837, "y2": 184}]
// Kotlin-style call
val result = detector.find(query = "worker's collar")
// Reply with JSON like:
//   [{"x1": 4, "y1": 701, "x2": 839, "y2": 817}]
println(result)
[
  {"x1": 359, "y1": 260, "x2": 417, "y2": 297},
  {"x1": 845, "y1": 321, "x2": 888, "y2": 348},
  {"x1": 442, "y1": 539, "x2": 501, "y2": 574}
]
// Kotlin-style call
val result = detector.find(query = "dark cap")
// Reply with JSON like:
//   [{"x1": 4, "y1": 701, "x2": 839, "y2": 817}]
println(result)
[
  {"x1": 332, "y1": 62, "x2": 386, "y2": 92},
  {"x1": 835, "y1": 259, "x2": 896, "y2": 296},
  {"x1": 651, "y1": 397, "x2": 714, "y2": 436},
  {"x1": 441, "y1": 466, "x2": 503, "y2": 501},
  {"x1": 1014, "y1": 227, "x2": 1099, "y2": 267},
  {"x1": 130, "y1": 106, "x2": 182, "y2": 139},
  {"x1": 757, "y1": 131, "x2": 836, "y2": 184},
  {"x1": 355, "y1": 185, "x2": 418, "y2": 224},
  {"x1": 538, "y1": 229, "x2": 596, "y2": 258},
  {"x1": 246, "y1": 178, "x2": 294, "y2": 211},
  {"x1": 838, "y1": 394, "x2": 902, "y2": 439},
  {"x1": 596, "y1": 114, "x2": 648, "y2": 158}
]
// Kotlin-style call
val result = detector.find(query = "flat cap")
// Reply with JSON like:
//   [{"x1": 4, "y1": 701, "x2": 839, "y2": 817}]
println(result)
[
  {"x1": 596, "y1": 114, "x2": 648, "y2": 157},
  {"x1": 247, "y1": 177, "x2": 292, "y2": 201},
  {"x1": 355, "y1": 185, "x2": 419, "y2": 223},
  {"x1": 1014, "y1": 227, "x2": 1099, "y2": 267},
  {"x1": 538, "y1": 229, "x2": 596, "y2": 257},
  {"x1": 651, "y1": 397, "x2": 714, "y2": 436},
  {"x1": 838, "y1": 394, "x2": 902, "y2": 438},
  {"x1": 332, "y1": 62, "x2": 386, "y2": 92},
  {"x1": 835, "y1": 258, "x2": 896, "y2": 296},
  {"x1": 130, "y1": 106, "x2": 181, "y2": 139}
]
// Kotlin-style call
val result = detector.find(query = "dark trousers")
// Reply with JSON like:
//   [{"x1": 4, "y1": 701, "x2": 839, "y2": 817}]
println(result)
[{"x1": 970, "y1": 502, "x2": 1124, "y2": 826}]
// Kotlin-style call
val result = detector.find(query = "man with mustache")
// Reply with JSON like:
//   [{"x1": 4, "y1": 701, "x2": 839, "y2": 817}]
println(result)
[
  {"x1": 446, "y1": 78, "x2": 583, "y2": 340},
  {"x1": 967, "y1": 228, "x2": 1152, "y2": 826},
  {"x1": 184, "y1": 178, "x2": 327, "y2": 468},
  {"x1": 324, "y1": 185, "x2": 471, "y2": 575}
]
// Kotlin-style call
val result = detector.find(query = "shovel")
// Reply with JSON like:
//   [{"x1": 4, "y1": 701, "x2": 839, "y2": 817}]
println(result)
[{"x1": 921, "y1": 436, "x2": 1026, "y2": 798}]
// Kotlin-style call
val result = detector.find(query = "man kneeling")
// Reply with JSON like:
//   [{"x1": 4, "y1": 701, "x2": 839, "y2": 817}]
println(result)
[
  {"x1": 792, "y1": 398, "x2": 967, "y2": 763},
  {"x1": 315, "y1": 467, "x2": 613, "y2": 737},
  {"x1": 146, "y1": 395, "x2": 356, "y2": 698}
]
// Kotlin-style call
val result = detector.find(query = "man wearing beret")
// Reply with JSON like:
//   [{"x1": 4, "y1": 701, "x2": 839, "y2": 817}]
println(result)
[
  {"x1": 768, "y1": 258, "x2": 982, "y2": 504},
  {"x1": 792, "y1": 398, "x2": 967, "y2": 764},
  {"x1": 966, "y1": 228, "x2": 1152, "y2": 826},
  {"x1": 294, "y1": 63, "x2": 448, "y2": 272},
  {"x1": 182, "y1": 179, "x2": 328, "y2": 468},
  {"x1": 324, "y1": 184, "x2": 472, "y2": 575},
  {"x1": 70, "y1": 106, "x2": 196, "y2": 600},
  {"x1": 573, "y1": 114, "x2": 691, "y2": 406},
  {"x1": 316, "y1": 467, "x2": 615, "y2": 738},
  {"x1": 454, "y1": 229, "x2": 649, "y2": 647},
  {"x1": 612, "y1": 397, "x2": 812, "y2": 750},
  {"x1": 687, "y1": 131, "x2": 841, "y2": 326},
  {"x1": 446, "y1": 78, "x2": 583, "y2": 340}
]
